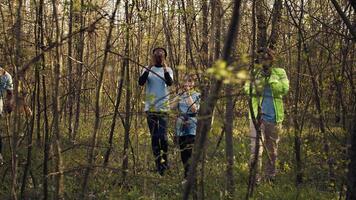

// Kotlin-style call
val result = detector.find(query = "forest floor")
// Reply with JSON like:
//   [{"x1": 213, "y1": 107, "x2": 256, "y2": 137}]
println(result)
[{"x1": 0, "y1": 116, "x2": 346, "y2": 199}]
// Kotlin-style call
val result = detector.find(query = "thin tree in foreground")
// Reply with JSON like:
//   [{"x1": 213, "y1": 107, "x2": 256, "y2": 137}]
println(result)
[
  {"x1": 121, "y1": 0, "x2": 132, "y2": 185},
  {"x1": 51, "y1": 0, "x2": 65, "y2": 198},
  {"x1": 11, "y1": 0, "x2": 23, "y2": 199},
  {"x1": 183, "y1": 0, "x2": 243, "y2": 199},
  {"x1": 81, "y1": 0, "x2": 121, "y2": 197}
]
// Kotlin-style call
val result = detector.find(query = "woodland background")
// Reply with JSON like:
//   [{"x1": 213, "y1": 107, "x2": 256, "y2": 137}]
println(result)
[{"x1": 0, "y1": 0, "x2": 355, "y2": 199}]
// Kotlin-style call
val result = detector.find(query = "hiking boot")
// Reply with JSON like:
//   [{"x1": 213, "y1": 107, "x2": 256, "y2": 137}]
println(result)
[
  {"x1": 254, "y1": 174, "x2": 262, "y2": 186},
  {"x1": 158, "y1": 165, "x2": 165, "y2": 176},
  {"x1": 181, "y1": 179, "x2": 187, "y2": 186},
  {"x1": 162, "y1": 161, "x2": 170, "y2": 171},
  {"x1": 265, "y1": 176, "x2": 276, "y2": 184}
]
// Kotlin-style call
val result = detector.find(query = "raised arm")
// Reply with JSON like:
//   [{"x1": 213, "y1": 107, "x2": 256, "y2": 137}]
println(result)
[
  {"x1": 4, "y1": 73, "x2": 14, "y2": 113},
  {"x1": 170, "y1": 96, "x2": 179, "y2": 110},
  {"x1": 164, "y1": 71, "x2": 173, "y2": 86},
  {"x1": 139, "y1": 57, "x2": 155, "y2": 86},
  {"x1": 186, "y1": 94, "x2": 197, "y2": 113},
  {"x1": 163, "y1": 61, "x2": 173, "y2": 86},
  {"x1": 138, "y1": 69, "x2": 149, "y2": 86}
]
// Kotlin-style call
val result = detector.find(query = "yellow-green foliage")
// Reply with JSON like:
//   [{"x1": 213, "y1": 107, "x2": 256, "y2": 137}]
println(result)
[{"x1": 207, "y1": 59, "x2": 249, "y2": 84}]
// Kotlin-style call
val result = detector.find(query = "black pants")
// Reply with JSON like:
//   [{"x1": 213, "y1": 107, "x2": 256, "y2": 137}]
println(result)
[
  {"x1": 178, "y1": 135, "x2": 195, "y2": 178},
  {"x1": 146, "y1": 112, "x2": 169, "y2": 174}
]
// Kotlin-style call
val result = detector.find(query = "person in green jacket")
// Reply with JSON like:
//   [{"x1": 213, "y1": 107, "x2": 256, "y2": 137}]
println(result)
[{"x1": 244, "y1": 47, "x2": 289, "y2": 182}]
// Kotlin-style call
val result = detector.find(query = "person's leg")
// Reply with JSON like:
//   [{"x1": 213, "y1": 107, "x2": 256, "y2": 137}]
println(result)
[
  {"x1": 249, "y1": 120, "x2": 264, "y2": 181},
  {"x1": 147, "y1": 112, "x2": 157, "y2": 135},
  {"x1": 160, "y1": 135, "x2": 168, "y2": 170},
  {"x1": 147, "y1": 113, "x2": 161, "y2": 172},
  {"x1": 184, "y1": 136, "x2": 195, "y2": 178},
  {"x1": 152, "y1": 136, "x2": 162, "y2": 173},
  {"x1": 179, "y1": 136, "x2": 188, "y2": 177},
  {"x1": 158, "y1": 113, "x2": 169, "y2": 171},
  {"x1": 179, "y1": 135, "x2": 195, "y2": 178},
  {"x1": 263, "y1": 121, "x2": 279, "y2": 179}
]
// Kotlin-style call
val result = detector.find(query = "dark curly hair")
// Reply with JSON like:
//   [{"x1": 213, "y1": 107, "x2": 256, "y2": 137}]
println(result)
[
  {"x1": 152, "y1": 47, "x2": 168, "y2": 58},
  {"x1": 257, "y1": 47, "x2": 274, "y2": 60}
]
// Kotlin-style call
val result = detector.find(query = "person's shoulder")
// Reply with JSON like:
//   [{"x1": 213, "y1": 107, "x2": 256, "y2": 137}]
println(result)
[
  {"x1": 272, "y1": 67, "x2": 286, "y2": 74},
  {"x1": 193, "y1": 91, "x2": 200, "y2": 95},
  {"x1": 151, "y1": 65, "x2": 161, "y2": 71},
  {"x1": 192, "y1": 91, "x2": 201, "y2": 98},
  {"x1": 3, "y1": 71, "x2": 12, "y2": 79},
  {"x1": 166, "y1": 67, "x2": 173, "y2": 72},
  {"x1": 272, "y1": 66, "x2": 286, "y2": 71}
]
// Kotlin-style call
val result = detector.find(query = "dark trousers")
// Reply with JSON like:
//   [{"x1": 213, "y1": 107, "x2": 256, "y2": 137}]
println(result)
[
  {"x1": 146, "y1": 112, "x2": 169, "y2": 174},
  {"x1": 178, "y1": 135, "x2": 195, "y2": 178}
]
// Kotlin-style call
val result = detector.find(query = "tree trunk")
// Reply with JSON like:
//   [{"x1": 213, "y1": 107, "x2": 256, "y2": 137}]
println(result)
[
  {"x1": 347, "y1": 105, "x2": 356, "y2": 199},
  {"x1": 224, "y1": 83, "x2": 235, "y2": 199},
  {"x1": 81, "y1": 0, "x2": 121, "y2": 197},
  {"x1": 67, "y1": 0, "x2": 74, "y2": 141},
  {"x1": 11, "y1": 0, "x2": 24, "y2": 198},
  {"x1": 42, "y1": 74, "x2": 50, "y2": 200},
  {"x1": 256, "y1": 0, "x2": 267, "y2": 49},
  {"x1": 293, "y1": 0, "x2": 304, "y2": 186},
  {"x1": 122, "y1": 0, "x2": 131, "y2": 184},
  {"x1": 73, "y1": 0, "x2": 85, "y2": 140},
  {"x1": 293, "y1": 13, "x2": 303, "y2": 186},
  {"x1": 201, "y1": 0, "x2": 209, "y2": 68},
  {"x1": 246, "y1": 0, "x2": 262, "y2": 197},
  {"x1": 183, "y1": 1, "x2": 243, "y2": 198},
  {"x1": 268, "y1": 0, "x2": 283, "y2": 49},
  {"x1": 39, "y1": 1, "x2": 49, "y2": 198},
  {"x1": 20, "y1": 63, "x2": 36, "y2": 199},
  {"x1": 51, "y1": 0, "x2": 64, "y2": 198},
  {"x1": 330, "y1": 0, "x2": 356, "y2": 41},
  {"x1": 103, "y1": 56, "x2": 125, "y2": 166}
]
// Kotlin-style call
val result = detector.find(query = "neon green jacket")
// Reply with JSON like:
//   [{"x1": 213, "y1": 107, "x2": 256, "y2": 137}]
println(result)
[{"x1": 244, "y1": 67, "x2": 289, "y2": 123}]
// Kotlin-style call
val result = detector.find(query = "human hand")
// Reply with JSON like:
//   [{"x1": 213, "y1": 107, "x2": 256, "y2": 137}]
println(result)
[
  {"x1": 162, "y1": 58, "x2": 168, "y2": 70},
  {"x1": 262, "y1": 67, "x2": 271, "y2": 77},
  {"x1": 268, "y1": 74, "x2": 280, "y2": 84},
  {"x1": 255, "y1": 79, "x2": 264, "y2": 93},
  {"x1": 4, "y1": 102, "x2": 13, "y2": 113}
]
